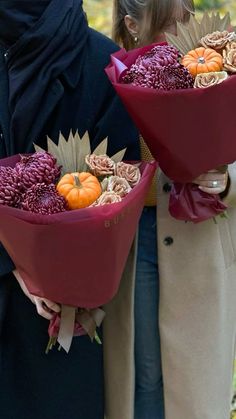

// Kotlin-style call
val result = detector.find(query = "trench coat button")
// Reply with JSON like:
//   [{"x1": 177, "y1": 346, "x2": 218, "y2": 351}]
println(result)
[
  {"x1": 163, "y1": 236, "x2": 174, "y2": 246},
  {"x1": 163, "y1": 183, "x2": 172, "y2": 193}
]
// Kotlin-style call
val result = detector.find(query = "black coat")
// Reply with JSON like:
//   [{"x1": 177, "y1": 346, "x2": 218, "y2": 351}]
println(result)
[{"x1": 0, "y1": 28, "x2": 139, "y2": 419}]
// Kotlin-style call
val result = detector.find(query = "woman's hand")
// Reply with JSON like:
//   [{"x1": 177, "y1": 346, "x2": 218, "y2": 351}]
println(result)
[
  {"x1": 193, "y1": 167, "x2": 228, "y2": 195},
  {"x1": 13, "y1": 270, "x2": 61, "y2": 320}
]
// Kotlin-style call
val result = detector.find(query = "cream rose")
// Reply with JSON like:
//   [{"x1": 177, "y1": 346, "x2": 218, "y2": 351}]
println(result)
[
  {"x1": 200, "y1": 31, "x2": 236, "y2": 50},
  {"x1": 85, "y1": 154, "x2": 114, "y2": 176},
  {"x1": 106, "y1": 176, "x2": 132, "y2": 197},
  {"x1": 223, "y1": 41, "x2": 236, "y2": 73},
  {"x1": 194, "y1": 71, "x2": 228, "y2": 88},
  {"x1": 92, "y1": 191, "x2": 122, "y2": 206},
  {"x1": 114, "y1": 162, "x2": 141, "y2": 187}
]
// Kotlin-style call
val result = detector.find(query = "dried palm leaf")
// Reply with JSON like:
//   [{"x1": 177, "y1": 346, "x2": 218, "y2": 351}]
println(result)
[
  {"x1": 34, "y1": 131, "x2": 127, "y2": 176},
  {"x1": 165, "y1": 12, "x2": 233, "y2": 55}
]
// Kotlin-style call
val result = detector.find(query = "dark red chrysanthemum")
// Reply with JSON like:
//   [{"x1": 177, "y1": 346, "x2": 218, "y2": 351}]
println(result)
[
  {"x1": 0, "y1": 166, "x2": 22, "y2": 207},
  {"x1": 123, "y1": 45, "x2": 180, "y2": 85},
  {"x1": 123, "y1": 45, "x2": 193, "y2": 90},
  {"x1": 22, "y1": 183, "x2": 67, "y2": 215},
  {"x1": 15, "y1": 151, "x2": 61, "y2": 190},
  {"x1": 151, "y1": 64, "x2": 194, "y2": 90}
]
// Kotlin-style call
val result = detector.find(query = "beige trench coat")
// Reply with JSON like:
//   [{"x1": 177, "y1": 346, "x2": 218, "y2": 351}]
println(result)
[{"x1": 103, "y1": 163, "x2": 236, "y2": 419}]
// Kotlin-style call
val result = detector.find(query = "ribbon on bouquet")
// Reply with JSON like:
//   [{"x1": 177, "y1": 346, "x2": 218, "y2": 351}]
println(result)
[{"x1": 47, "y1": 305, "x2": 106, "y2": 353}]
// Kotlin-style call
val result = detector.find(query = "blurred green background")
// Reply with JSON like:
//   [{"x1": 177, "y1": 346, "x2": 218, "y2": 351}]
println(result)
[{"x1": 83, "y1": 0, "x2": 236, "y2": 36}]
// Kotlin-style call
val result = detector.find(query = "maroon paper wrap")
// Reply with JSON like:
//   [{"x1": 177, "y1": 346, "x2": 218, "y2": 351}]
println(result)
[
  {"x1": 105, "y1": 45, "x2": 236, "y2": 222},
  {"x1": 0, "y1": 155, "x2": 156, "y2": 307}
]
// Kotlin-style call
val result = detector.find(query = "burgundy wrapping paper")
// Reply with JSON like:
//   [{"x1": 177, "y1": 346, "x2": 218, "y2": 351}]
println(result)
[
  {"x1": 105, "y1": 45, "x2": 236, "y2": 222},
  {"x1": 105, "y1": 45, "x2": 236, "y2": 183},
  {"x1": 0, "y1": 155, "x2": 157, "y2": 307}
]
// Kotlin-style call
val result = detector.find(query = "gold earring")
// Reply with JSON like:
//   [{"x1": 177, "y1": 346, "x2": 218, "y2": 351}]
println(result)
[{"x1": 133, "y1": 35, "x2": 139, "y2": 44}]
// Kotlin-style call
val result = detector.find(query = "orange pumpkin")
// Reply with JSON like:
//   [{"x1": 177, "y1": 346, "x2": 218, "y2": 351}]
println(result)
[
  {"x1": 182, "y1": 47, "x2": 223, "y2": 77},
  {"x1": 57, "y1": 172, "x2": 102, "y2": 210}
]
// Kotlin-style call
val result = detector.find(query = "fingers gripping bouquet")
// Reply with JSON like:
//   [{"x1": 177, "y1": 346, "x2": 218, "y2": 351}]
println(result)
[
  {"x1": 0, "y1": 131, "x2": 156, "y2": 352},
  {"x1": 105, "y1": 12, "x2": 236, "y2": 222}
]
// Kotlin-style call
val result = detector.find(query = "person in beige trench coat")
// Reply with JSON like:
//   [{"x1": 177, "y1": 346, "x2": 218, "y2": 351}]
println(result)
[
  {"x1": 103, "y1": 2, "x2": 236, "y2": 417},
  {"x1": 103, "y1": 163, "x2": 236, "y2": 419}
]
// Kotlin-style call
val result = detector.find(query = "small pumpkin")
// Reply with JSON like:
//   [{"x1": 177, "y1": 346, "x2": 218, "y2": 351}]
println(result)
[
  {"x1": 57, "y1": 172, "x2": 102, "y2": 209},
  {"x1": 182, "y1": 47, "x2": 223, "y2": 77}
]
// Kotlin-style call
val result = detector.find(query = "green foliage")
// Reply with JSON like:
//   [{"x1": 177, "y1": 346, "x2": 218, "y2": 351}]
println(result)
[
  {"x1": 83, "y1": 0, "x2": 236, "y2": 36},
  {"x1": 195, "y1": 0, "x2": 225, "y2": 10},
  {"x1": 84, "y1": 0, "x2": 112, "y2": 36}
]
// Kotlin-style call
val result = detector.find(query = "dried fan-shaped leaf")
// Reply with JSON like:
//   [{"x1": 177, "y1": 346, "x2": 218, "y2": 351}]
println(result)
[
  {"x1": 111, "y1": 148, "x2": 126, "y2": 163},
  {"x1": 219, "y1": 12, "x2": 231, "y2": 32},
  {"x1": 78, "y1": 131, "x2": 92, "y2": 172},
  {"x1": 33, "y1": 143, "x2": 45, "y2": 153},
  {"x1": 34, "y1": 131, "x2": 127, "y2": 175},
  {"x1": 187, "y1": 14, "x2": 201, "y2": 47},
  {"x1": 93, "y1": 138, "x2": 108, "y2": 156},
  {"x1": 47, "y1": 137, "x2": 64, "y2": 168},
  {"x1": 165, "y1": 32, "x2": 187, "y2": 56},
  {"x1": 68, "y1": 130, "x2": 77, "y2": 171},
  {"x1": 165, "y1": 12, "x2": 233, "y2": 55},
  {"x1": 55, "y1": 133, "x2": 72, "y2": 175},
  {"x1": 176, "y1": 22, "x2": 194, "y2": 52}
]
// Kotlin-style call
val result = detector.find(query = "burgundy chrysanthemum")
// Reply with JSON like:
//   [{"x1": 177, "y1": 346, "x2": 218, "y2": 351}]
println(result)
[
  {"x1": 22, "y1": 183, "x2": 67, "y2": 215},
  {"x1": 0, "y1": 166, "x2": 21, "y2": 207},
  {"x1": 123, "y1": 45, "x2": 180, "y2": 86},
  {"x1": 15, "y1": 152, "x2": 61, "y2": 190},
  {"x1": 123, "y1": 45, "x2": 193, "y2": 90},
  {"x1": 151, "y1": 64, "x2": 194, "y2": 90}
]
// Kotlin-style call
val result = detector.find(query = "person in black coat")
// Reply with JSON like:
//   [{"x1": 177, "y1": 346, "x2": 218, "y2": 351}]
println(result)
[{"x1": 0, "y1": 1, "x2": 139, "y2": 419}]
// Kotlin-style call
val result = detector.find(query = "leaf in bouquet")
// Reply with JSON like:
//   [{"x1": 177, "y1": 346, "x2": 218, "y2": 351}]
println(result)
[
  {"x1": 94, "y1": 331, "x2": 102, "y2": 345},
  {"x1": 67, "y1": 130, "x2": 77, "y2": 172},
  {"x1": 219, "y1": 12, "x2": 231, "y2": 31},
  {"x1": 92, "y1": 137, "x2": 108, "y2": 155},
  {"x1": 47, "y1": 136, "x2": 65, "y2": 169},
  {"x1": 77, "y1": 131, "x2": 92, "y2": 172},
  {"x1": 110, "y1": 148, "x2": 126, "y2": 163},
  {"x1": 33, "y1": 143, "x2": 45, "y2": 153},
  {"x1": 54, "y1": 132, "x2": 73, "y2": 175},
  {"x1": 212, "y1": 12, "x2": 221, "y2": 32},
  {"x1": 186, "y1": 14, "x2": 201, "y2": 48},
  {"x1": 34, "y1": 130, "x2": 127, "y2": 175},
  {"x1": 165, "y1": 12, "x2": 232, "y2": 54},
  {"x1": 165, "y1": 31, "x2": 189, "y2": 55},
  {"x1": 200, "y1": 12, "x2": 212, "y2": 37},
  {"x1": 176, "y1": 22, "x2": 195, "y2": 52}
]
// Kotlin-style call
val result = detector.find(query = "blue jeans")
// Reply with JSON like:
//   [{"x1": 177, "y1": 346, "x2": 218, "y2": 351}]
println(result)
[{"x1": 135, "y1": 207, "x2": 164, "y2": 419}]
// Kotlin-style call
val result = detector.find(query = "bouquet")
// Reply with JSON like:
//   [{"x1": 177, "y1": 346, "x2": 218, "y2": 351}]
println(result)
[
  {"x1": 105, "y1": 12, "x2": 236, "y2": 222},
  {"x1": 0, "y1": 131, "x2": 156, "y2": 352}
]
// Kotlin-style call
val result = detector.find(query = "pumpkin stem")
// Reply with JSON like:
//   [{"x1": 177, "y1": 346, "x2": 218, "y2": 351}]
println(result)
[
  {"x1": 198, "y1": 57, "x2": 205, "y2": 64},
  {"x1": 74, "y1": 175, "x2": 82, "y2": 188}
]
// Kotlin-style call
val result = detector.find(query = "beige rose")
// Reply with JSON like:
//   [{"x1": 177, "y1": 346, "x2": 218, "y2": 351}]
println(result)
[
  {"x1": 200, "y1": 31, "x2": 236, "y2": 50},
  {"x1": 85, "y1": 154, "x2": 114, "y2": 176},
  {"x1": 114, "y1": 162, "x2": 141, "y2": 187},
  {"x1": 101, "y1": 177, "x2": 109, "y2": 192},
  {"x1": 223, "y1": 41, "x2": 236, "y2": 73},
  {"x1": 106, "y1": 176, "x2": 132, "y2": 197},
  {"x1": 92, "y1": 191, "x2": 122, "y2": 206},
  {"x1": 194, "y1": 71, "x2": 228, "y2": 88}
]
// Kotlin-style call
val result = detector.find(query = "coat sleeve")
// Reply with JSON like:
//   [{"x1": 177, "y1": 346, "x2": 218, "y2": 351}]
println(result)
[
  {"x1": 222, "y1": 162, "x2": 236, "y2": 207},
  {"x1": 90, "y1": 86, "x2": 140, "y2": 161},
  {"x1": 0, "y1": 243, "x2": 15, "y2": 277},
  {"x1": 85, "y1": 30, "x2": 140, "y2": 161}
]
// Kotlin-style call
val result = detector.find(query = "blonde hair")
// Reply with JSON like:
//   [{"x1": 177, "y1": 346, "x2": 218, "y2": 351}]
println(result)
[{"x1": 112, "y1": 0, "x2": 195, "y2": 50}]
